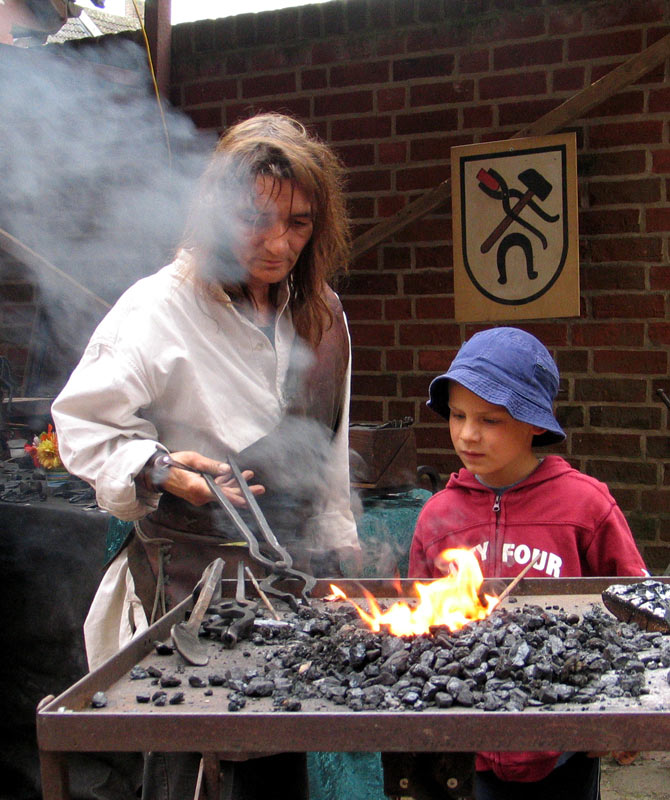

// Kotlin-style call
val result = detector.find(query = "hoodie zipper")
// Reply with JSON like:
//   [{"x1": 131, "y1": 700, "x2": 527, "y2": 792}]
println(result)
[{"x1": 492, "y1": 493, "x2": 502, "y2": 575}]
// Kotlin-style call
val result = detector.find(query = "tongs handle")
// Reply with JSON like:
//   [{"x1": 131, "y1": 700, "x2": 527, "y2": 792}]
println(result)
[
  {"x1": 226, "y1": 455, "x2": 294, "y2": 569},
  {"x1": 201, "y1": 473, "x2": 287, "y2": 570}
]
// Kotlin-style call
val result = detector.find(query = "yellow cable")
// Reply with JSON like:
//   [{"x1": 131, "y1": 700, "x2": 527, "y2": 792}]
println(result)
[{"x1": 131, "y1": 0, "x2": 172, "y2": 166}]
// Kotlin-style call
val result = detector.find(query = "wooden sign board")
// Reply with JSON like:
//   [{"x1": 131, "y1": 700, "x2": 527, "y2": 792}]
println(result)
[{"x1": 451, "y1": 133, "x2": 579, "y2": 322}]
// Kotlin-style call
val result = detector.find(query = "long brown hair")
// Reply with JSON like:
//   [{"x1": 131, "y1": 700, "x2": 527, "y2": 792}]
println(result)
[{"x1": 180, "y1": 113, "x2": 350, "y2": 347}]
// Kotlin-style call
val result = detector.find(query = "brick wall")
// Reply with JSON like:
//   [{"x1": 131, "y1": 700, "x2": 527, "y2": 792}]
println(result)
[{"x1": 168, "y1": 0, "x2": 670, "y2": 571}]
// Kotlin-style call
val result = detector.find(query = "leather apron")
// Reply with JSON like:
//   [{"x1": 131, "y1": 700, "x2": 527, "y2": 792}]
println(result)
[{"x1": 127, "y1": 287, "x2": 349, "y2": 621}]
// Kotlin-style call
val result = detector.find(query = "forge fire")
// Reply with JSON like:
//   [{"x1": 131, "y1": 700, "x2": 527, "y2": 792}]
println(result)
[{"x1": 115, "y1": 585, "x2": 670, "y2": 716}]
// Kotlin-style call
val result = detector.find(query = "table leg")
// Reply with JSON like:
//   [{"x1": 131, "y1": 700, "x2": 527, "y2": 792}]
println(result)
[{"x1": 40, "y1": 751, "x2": 71, "y2": 800}]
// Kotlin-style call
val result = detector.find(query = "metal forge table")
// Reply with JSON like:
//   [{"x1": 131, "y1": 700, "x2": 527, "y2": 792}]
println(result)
[{"x1": 37, "y1": 577, "x2": 670, "y2": 800}]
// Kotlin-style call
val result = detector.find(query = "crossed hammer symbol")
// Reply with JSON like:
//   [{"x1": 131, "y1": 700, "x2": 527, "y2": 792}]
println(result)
[{"x1": 476, "y1": 167, "x2": 558, "y2": 254}]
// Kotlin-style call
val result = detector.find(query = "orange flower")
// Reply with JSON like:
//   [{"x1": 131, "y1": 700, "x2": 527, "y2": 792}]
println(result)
[{"x1": 32, "y1": 425, "x2": 64, "y2": 471}]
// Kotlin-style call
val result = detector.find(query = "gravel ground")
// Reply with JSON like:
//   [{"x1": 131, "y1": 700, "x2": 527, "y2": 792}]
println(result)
[{"x1": 602, "y1": 752, "x2": 670, "y2": 799}]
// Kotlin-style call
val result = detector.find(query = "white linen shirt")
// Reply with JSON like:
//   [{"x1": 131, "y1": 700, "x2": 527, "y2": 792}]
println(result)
[
  {"x1": 52, "y1": 255, "x2": 357, "y2": 550},
  {"x1": 52, "y1": 255, "x2": 358, "y2": 669}
]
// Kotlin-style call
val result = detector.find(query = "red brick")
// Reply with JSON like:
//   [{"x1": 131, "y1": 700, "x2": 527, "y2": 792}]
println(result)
[
  {"x1": 406, "y1": 27, "x2": 463, "y2": 52},
  {"x1": 650, "y1": 266, "x2": 670, "y2": 290},
  {"x1": 591, "y1": 294, "x2": 665, "y2": 319},
  {"x1": 649, "y1": 87, "x2": 670, "y2": 113},
  {"x1": 241, "y1": 72, "x2": 296, "y2": 98},
  {"x1": 224, "y1": 97, "x2": 310, "y2": 123},
  {"x1": 395, "y1": 216, "x2": 452, "y2": 244},
  {"x1": 548, "y1": 8, "x2": 583, "y2": 34},
  {"x1": 353, "y1": 373, "x2": 397, "y2": 397},
  {"x1": 347, "y1": 196, "x2": 375, "y2": 219},
  {"x1": 552, "y1": 66, "x2": 586, "y2": 92},
  {"x1": 572, "y1": 323, "x2": 644, "y2": 347},
  {"x1": 556, "y1": 349, "x2": 588, "y2": 373},
  {"x1": 410, "y1": 135, "x2": 472, "y2": 161},
  {"x1": 341, "y1": 297, "x2": 382, "y2": 319},
  {"x1": 410, "y1": 81, "x2": 474, "y2": 107},
  {"x1": 568, "y1": 30, "x2": 643, "y2": 61},
  {"x1": 649, "y1": 323, "x2": 670, "y2": 345},
  {"x1": 589, "y1": 237, "x2": 662, "y2": 263},
  {"x1": 393, "y1": 54, "x2": 456, "y2": 82},
  {"x1": 498, "y1": 98, "x2": 562, "y2": 127},
  {"x1": 336, "y1": 143, "x2": 375, "y2": 168},
  {"x1": 517, "y1": 323, "x2": 569, "y2": 347},
  {"x1": 348, "y1": 323, "x2": 396, "y2": 347},
  {"x1": 396, "y1": 109, "x2": 458, "y2": 136},
  {"x1": 330, "y1": 61, "x2": 390, "y2": 87},
  {"x1": 479, "y1": 72, "x2": 546, "y2": 100},
  {"x1": 377, "y1": 87, "x2": 406, "y2": 111},
  {"x1": 397, "y1": 165, "x2": 451, "y2": 192},
  {"x1": 330, "y1": 115, "x2": 392, "y2": 140},
  {"x1": 399, "y1": 323, "x2": 459, "y2": 346},
  {"x1": 311, "y1": 41, "x2": 344, "y2": 65},
  {"x1": 377, "y1": 195, "x2": 406, "y2": 217},
  {"x1": 593, "y1": 350, "x2": 668, "y2": 375},
  {"x1": 575, "y1": 377, "x2": 646, "y2": 402},
  {"x1": 314, "y1": 90, "x2": 373, "y2": 116},
  {"x1": 493, "y1": 40, "x2": 562, "y2": 71},
  {"x1": 646, "y1": 208, "x2": 670, "y2": 232},
  {"x1": 463, "y1": 105, "x2": 494, "y2": 129},
  {"x1": 415, "y1": 245, "x2": 453, "y2": 268},
  {"x1": 401, "y1": 374, "x2": 437, "y2": 398},
  {"x1": 379, "y1": 142, "x2": 407, "y2": 164},
  {"x1": 301, "y1": 68, "x2": 327, "y2": 90},
  {"x1": 472, "y1": 10, "x2": 545, "y2": 44},
  {"x1": 381, "y1": 246, "x2": 413, "y2": 270},
  {"x1": 583, "y1": 0, "x2": 665, "y2": 29},
  {"x1": 586, "y1": 91, "x2": 645, "y2": 119},
  {"x1": 350, "y1": 399, "x2": 383, "y2": 422},
  {"x1": 352, "y1": 348, "x2": 383, "y2": 371},
  {"x1": 638, "y1": 490, "x2": 670, "y2": 514},
  {"x1": 341, "y1": 273, "x2": 398, "y2": 295},
  {"x1": 401, "y1": 260, "x2": 455, "y2": 288},
  {"x1": 415, "y1": 296, "x2": 456, "y2": 320},
  {"x1": 589, "y1": 121, "x2": 664, "y2": 148},
  {"x1": 376, "y1": 32, "x2": 407, "y2": 58},
  {"x1": 572, "y1": 433, "x2": 641, "y2": 457},
  {"x1": 418, "y1": 350, "x2": 453, "y2": 371},
  {"x1": 588, "y1": 179, "x2": 661, "y2": 206},
  {"x1": 384, "y1": 298, "x2": 412, "y2": 320},
  {"x1": 386, "y1": 349, "x2": 414, "y2": 371},
  {"x1": 583, "y1": 256, "x2": 634, "y2": 289},
  {"x1": 187, "y1": 106, "x2": 222, "y2": 129},
  {"x1": 183, "y1": 79, "x2": 237, "y2": 105},
  {"x1": 652, "y1": 149, "x2": 670, "y2": 173},
  {"x1": 458, "y1": 50, "x2": 489, "y2": 74},
  {"x1": 580, "y1": 209, "x2": 641, "y2": 236},
  {"x1": 347, "y1": 169, "x2": 391, "y2": 192},
  {"x1": 583, "y1": 149, "x2": 647, "y2": 176}
]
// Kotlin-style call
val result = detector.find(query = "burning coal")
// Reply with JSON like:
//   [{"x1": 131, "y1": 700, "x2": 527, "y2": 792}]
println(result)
[{"x1": 330, "y1": 549, "x2": 498, "y2": 636}]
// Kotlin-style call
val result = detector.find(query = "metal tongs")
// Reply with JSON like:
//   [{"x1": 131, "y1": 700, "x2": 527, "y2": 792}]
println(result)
[{"x1": 157, "y1": 453, "x2": 315, "y2": 608}]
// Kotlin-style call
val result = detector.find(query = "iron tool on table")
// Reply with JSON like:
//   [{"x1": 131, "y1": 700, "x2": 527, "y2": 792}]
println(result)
[{"x1": 154, "y1": 452, "x2": 316, "y2": 609}]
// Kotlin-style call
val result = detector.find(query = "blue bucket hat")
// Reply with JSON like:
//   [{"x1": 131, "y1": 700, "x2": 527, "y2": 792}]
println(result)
[{"x1": 427, "y1": 327, "x2": 565, "y2": 447}]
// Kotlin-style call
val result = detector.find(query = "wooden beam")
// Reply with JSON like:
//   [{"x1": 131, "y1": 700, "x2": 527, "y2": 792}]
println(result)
[
  {"x1": 350, "y1": 30, "x2": 670, "y2": 261},
  {"x1": 144, "y1": 0, "x2": 172, "y2": 99}
]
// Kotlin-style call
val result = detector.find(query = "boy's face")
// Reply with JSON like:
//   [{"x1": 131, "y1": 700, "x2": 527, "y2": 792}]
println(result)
[{"x1": 448, "y1": 382, "x2": 545, "y2": 488}]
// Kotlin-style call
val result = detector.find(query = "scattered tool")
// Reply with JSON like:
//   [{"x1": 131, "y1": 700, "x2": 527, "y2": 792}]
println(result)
[
  {"x1": 204, "y1": 561, "x2": 259, "y2": 648},
  {"x1": 158, "y1": 452, "x2": 316, "y2": 609},
  {"x1": 171, "y1": 558, "x2": 224, "y2": 666}
]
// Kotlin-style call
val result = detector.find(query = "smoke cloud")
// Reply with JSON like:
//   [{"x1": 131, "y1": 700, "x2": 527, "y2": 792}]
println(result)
[{"x1": 0, "y1": 38, "x2": 216, "y2": 391}]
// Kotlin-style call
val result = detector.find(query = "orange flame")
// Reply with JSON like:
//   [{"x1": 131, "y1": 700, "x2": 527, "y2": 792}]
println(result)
[{"x1": 331, "y1": 548, "x2": 498, "y2": 636}]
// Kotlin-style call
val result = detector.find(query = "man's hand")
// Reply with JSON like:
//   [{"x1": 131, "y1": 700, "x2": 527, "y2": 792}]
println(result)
[{"x1": 140, "y1": 450, "x2": 265, "y2": 507}]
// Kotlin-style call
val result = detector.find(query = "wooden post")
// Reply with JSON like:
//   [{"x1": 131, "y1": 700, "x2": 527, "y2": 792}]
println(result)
[
  {"x1": 350, "y1": 31, "x2": 670, "y2": 260},
  {"x1": 144, "y1": 0, "x2": 172, "y2": 99}
]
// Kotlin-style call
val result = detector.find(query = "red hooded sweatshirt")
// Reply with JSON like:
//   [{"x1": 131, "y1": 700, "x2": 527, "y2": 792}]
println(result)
[{"x1": 408, "y1": 455, "x2": 648, "y2": 782}]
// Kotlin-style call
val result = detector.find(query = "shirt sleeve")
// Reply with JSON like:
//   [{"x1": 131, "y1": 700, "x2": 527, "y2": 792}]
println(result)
[
  {"x1": 308, "y1": 315, "x2": 359, "y2": 551},
  {"x1": 52, "y1": 339, "x2": 164, "y2": 520}
]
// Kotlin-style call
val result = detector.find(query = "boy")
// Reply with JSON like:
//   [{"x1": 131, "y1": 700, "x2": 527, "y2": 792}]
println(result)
[{"x1": 408, "y1": 327, "x2": 648, "y2": 800}]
